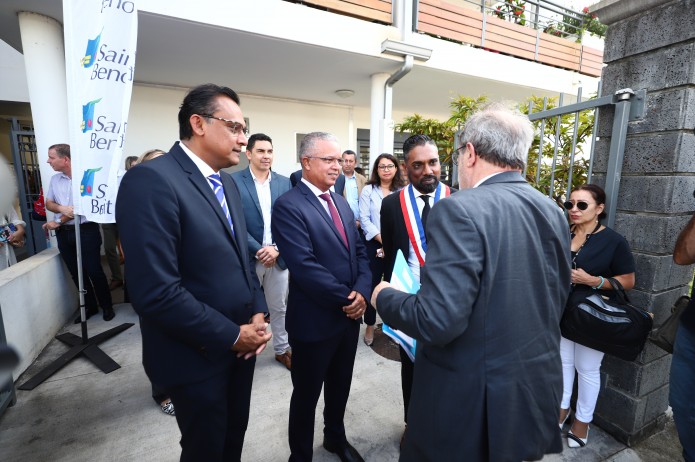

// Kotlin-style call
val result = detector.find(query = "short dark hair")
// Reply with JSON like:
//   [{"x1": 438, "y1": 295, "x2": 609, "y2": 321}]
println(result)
[
  {"x1": 342, "y1": 149, "x2": 356, "y2": 159},
  {"x1": 247, "y1": 133, "x2": 272, "y2": 152},
  {"x1": 574, "y1": 184, "x2": 608, "y2": 220},
  {"x1": 368, "y1": 153, "x2": 406, "y2": 191},
  {"x1": 49, "y1": 144, "x2": 70, "y2": 159},
  {"x1": 178, "y1": 84, "x2": 241, "y2": 140},
  {"x1": 402, "y1": 134, "x2": 436, "y2": 162}
]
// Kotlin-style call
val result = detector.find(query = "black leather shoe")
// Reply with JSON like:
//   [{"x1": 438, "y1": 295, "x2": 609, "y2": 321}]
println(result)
[
  {"x1": 102, "y1": 308, "x2": 115, "y2": 321},
  {"x1": 322, "y1": 439, "x2": 364, "y2": 462},
  {"x1": 74, "y1": 309, "x2": 98, "y2": 324}
]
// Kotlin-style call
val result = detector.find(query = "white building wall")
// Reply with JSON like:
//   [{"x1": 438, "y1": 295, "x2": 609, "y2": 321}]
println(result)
[
  {"x1": 0, "y1": 40, "x2": 29, "y2": 103},
  {"x1": 1, "y1": 249, "x2": 78, "y2": 377},
  {"x1": 123, "y1": 85, "x2": 450, "y2": 177}
]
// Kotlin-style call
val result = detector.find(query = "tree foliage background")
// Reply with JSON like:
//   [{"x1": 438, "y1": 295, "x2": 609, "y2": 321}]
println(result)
[{"x1": 395, "y1": 94, "x2": 595, "y2": 198}]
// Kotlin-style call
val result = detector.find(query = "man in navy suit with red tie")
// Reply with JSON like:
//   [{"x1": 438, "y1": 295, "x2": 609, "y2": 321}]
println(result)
[
  {"x1": 272, "y1": 132, "x2": 371, "y2": 462},
  {"x1": 117, "y1": 84, "x2": 271, "y2": 461}
]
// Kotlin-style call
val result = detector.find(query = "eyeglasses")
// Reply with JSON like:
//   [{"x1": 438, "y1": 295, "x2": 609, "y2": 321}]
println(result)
[
  {"x1": 452, "y1": 146, "x2": 465, "y2": 166},
  {"x1": 378, "y1": 164, "x2": 396, "y2": 171},
  {"x1": 199, "y1": 114, "x2": 249, "y2": 136},
  {"x1": 306, "y1": 156, "x2": 344, "y2": 166},
  {"x1": 563, "y1": 200, "x2": 591, "y2": 211}
]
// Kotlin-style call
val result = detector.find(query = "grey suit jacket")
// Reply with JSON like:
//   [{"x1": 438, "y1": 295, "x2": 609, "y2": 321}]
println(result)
[
  {"x1": 377, "y1": 171, "x2": 571, "y2": 461},
  {"x1": 231, "y1": 167, "x2": 292, "y2": 270}
]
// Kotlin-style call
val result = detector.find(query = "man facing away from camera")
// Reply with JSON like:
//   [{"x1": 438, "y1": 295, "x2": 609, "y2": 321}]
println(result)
[{"x1": 373, "y1": 104, "x2": 571, "y2": 462}]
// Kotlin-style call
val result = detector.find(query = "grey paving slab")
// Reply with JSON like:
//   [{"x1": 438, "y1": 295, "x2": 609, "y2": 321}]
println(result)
[{"x1": 0, "y1": 302, "x2": 682, "y2": 462}]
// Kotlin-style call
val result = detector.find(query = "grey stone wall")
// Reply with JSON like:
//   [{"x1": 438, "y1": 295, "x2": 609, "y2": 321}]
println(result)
[{"x1": 590, "y1": 0, "x2": 695, "y2": 445}]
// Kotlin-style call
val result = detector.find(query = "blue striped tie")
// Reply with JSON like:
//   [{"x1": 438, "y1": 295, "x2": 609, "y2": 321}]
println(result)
[{"x1": 207, "y1": 173, "x2": 234, "y2": 236}]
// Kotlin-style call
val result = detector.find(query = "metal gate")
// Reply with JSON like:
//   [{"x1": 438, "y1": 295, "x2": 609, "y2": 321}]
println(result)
[
  {"x1": 9, "y1": 119, "x2": 47, "y2": 257},
  {"x1": 525, "y1": 87, "x2": 646, "y2": 227}
]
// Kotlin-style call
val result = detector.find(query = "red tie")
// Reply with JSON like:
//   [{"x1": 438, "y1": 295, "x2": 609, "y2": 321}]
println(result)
[{"x1": 319, "y1": 193, "x2": 349, "y2": 249}]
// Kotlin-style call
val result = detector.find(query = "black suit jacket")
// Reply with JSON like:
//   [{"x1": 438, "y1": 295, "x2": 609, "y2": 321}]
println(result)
[
  {"x1": 271, "y1": 181, "x2": 371, "y2": 343},
  {"x1": 290, "y1": 169, "x2": 345, "y2": 196},
  {"x1": 380, "y1": 184, "x2": 457, "y2": 282},
  {"x1": 116, "y1": 142, "x2": 267, "y2": 388}
]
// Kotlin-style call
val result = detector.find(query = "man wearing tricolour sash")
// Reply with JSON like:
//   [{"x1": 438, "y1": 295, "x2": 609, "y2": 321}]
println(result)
[{"x1": 380, "y1": 134, "x2": 454, "y2": 446}]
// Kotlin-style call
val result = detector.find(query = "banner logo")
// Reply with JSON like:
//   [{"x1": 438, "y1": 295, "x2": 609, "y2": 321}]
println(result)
[
  {"x1": 80, "y1": 167, "x2": 103, "y2": 196},
  {"x1": 80, "y1": 30, "x2": 103, "y2": 68},
  {"x1": 81, "y1": 98, "x2": 103, "y2": 133}
]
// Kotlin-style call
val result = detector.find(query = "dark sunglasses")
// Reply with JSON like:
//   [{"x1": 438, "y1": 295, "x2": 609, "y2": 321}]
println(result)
[{"x1": 563, "y1": 200, "x2": 590, "y2": 211}]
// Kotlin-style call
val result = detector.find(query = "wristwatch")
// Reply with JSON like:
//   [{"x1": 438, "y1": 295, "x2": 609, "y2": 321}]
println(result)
[{"x1": 272, "y1": 243, "x2": 279, "y2": 252}]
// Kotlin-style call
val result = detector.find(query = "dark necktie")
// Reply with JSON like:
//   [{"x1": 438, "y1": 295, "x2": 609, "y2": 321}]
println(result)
[
  {"x1": 319, "y1": 193, "x2": 349, "y2": 249},
  {"x1": 420, "y1": 195, "x2": 431, "y2": 231},
  {"x1": 208, "y1": 173, "x2": 234, "y2": 236}
]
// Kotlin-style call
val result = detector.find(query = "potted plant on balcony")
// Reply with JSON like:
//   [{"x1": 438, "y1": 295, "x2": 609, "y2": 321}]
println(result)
[
  {"x1": 543, "y1": 6, "x2": 606, "y2": 46},
  {"x1": 492, "y1": 0, "x2": 527, "y2": 26}
]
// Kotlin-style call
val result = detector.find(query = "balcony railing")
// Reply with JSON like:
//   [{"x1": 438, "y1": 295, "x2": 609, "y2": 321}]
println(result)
[
  {"x1": 417, "y1": 0, "x2": 603, "y2": 77},
  {"x1": 284, "y1": 0, "x2": 603, "y2": 77},
  {"x1": 287, "y1": 0, "x2": 393, "y2": 23}
]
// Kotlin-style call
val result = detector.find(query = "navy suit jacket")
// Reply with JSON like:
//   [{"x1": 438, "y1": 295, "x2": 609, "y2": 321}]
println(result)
[
  {"x1": 231, "y1": 167, "x2": 292, "y2": 269},
  {"x1": 116, "y1": 142, "x2": 268, "y2": 388},
  {"x1": 290, "y1": 169, "x2": 345, "y2": 196},
  {"x1": 271, "y1": 180, "x2": 371, "y2": 343}
]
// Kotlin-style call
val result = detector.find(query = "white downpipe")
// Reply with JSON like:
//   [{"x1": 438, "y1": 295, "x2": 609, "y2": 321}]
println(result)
[{"x1": 369, "y1": 73, "x2": 390, "y2": 170}]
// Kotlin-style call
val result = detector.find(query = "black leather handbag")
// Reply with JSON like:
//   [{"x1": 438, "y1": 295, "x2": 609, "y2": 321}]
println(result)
[{"x1": 560, "y1": 278, "x2": 653, "y2": 361}]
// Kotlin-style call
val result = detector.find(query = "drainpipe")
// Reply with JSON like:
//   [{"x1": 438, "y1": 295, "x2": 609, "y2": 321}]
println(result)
[
  {"x1": 371, "y1": 0, "x2": 431, "y2": 167},
  {"x1": 378, "y1": 54, "x2": 414, "y2": 157}
]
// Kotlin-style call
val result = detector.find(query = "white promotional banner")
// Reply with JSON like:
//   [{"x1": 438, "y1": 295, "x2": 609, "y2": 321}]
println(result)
[{"x1": 63, "y1": 0, "x2": 137, "y2": 223}]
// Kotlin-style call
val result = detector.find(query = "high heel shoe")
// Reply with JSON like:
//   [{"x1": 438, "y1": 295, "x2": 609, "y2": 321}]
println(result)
[
  {"x1": 559, "y1": 409, "x2": 571, "y2": 430},
  {"x1": 567, "y1": 426, "x2": 589, "y2": 448},
  {"x1": 363, "y1": 325, "x2": 375, "y2": 346}
]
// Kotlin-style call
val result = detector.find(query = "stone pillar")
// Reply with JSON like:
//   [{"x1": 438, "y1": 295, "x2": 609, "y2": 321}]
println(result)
[
  {"x1": 590, "y1": 0, "x2": 695, "y2": 445},
  {"x1": 18, "y1": 11, "x2": 69, "y2": 248}
]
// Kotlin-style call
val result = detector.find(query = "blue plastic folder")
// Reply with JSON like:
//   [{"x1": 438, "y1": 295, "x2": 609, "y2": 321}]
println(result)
[{"x1": 382, "y1": 250, "x2": 419, "y2": 362}]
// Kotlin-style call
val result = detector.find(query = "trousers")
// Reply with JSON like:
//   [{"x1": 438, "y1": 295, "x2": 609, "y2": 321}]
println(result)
[
  {"x1": 55, "y1": 222, "x2": 112, "y2": 313},
  {"x1": 560, "y1": 336, "x2": 604, "y2": 423},
  {"x1": 255, "y1": 260, "x2": 290, "y2": 355},
  {"x1": 670, "y1": 323, "x2": 695, "y2": 462}
]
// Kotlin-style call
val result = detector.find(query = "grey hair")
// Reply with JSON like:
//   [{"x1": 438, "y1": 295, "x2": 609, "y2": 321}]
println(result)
[
  {"x1": 299, "y1": 132, "x2": 339, "y2": 159},
  {"x1": 459, "y1": 103, "x2": 533, "y2": 170}
]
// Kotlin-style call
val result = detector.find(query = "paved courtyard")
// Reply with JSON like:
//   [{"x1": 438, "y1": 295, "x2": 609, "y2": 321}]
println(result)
[{"x1": 0, "y1": 300, "x2": 683, "y2": 462}]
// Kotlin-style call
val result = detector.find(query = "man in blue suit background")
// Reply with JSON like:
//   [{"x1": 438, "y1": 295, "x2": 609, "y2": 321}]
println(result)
[
  {"x1": 232, "y1": 133, "x2": 293, "y2": 370},
  {"x1": 117, "y1": 84, "x2": 271, "y2": 461},
  {"x1": 272, "y1": 132, "x2": 371, "y2": 462}
]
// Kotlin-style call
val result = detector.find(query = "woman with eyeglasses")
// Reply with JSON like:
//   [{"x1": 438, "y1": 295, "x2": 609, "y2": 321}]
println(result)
[
  {"x1": 559, "y1": 184, "x2": 635, "y2": 448},
  {"x1": 359, "y1": 153, "x2": 406, "y2": 346}
]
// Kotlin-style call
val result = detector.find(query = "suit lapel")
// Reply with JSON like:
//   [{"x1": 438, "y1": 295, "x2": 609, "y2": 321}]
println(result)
[
  {"x1": 299, "y1": 183, "x2": 349, "y2": 253},
  {"x1": 241, "y1": 169, "x2": 263, "y2": 215},
  {"x1": 269, "y1": 171, "x2": 281, "y2": 205},
  {"x1": 332, "y1": 192, "x2": 354, "y2": 252},
  {"x1": 170, "y1": 146, "x2": 240, "y2": 255},
  {"x1": 221, "y1": 173, "x2": 245, "y2": 256}
]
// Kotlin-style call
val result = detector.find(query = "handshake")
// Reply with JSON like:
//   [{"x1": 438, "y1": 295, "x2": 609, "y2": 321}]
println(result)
[{"x1": 232, "y1": 313, "x2": 272, "y2": 360}]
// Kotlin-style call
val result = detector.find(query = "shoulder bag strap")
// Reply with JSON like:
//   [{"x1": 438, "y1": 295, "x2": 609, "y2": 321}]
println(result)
[{"x1": 606, "y1": 277, "x2": 630, "y2": 304}]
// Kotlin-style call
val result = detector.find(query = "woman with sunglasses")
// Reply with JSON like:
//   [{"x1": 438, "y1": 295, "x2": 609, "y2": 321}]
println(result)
[
  {"x1": 559, "y1": 184, "x2": 635, "y2": 448},
  {"x1": 359, "y1": 153, "x2": 406, "y2": 345}
]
